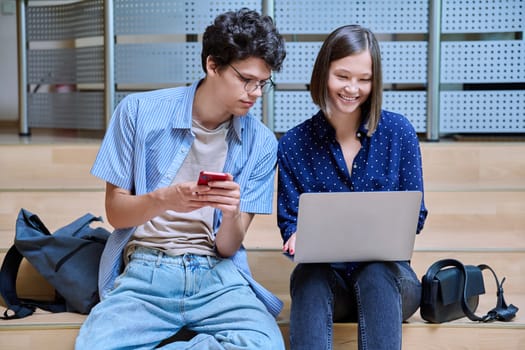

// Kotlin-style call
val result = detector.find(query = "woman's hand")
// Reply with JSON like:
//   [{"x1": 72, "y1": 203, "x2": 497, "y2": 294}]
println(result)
[{"x1": 283, "y1": 233, "x2": 297, "y2": 255}]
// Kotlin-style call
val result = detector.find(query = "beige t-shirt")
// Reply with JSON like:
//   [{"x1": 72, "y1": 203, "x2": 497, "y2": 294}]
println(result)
[{"x1": 125, "y1": 118, "x2": 230, "y2": 259}]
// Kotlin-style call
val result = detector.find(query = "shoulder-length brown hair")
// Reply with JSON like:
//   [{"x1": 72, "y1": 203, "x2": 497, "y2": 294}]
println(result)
[{"x1": 310, "y1": 25, "x2": 382, "y2": 136}]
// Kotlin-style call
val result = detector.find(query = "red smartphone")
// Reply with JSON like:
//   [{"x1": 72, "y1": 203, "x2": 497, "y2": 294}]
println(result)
[{"x1": 197, "y1": 171, "x2": 229, "y2": 185}]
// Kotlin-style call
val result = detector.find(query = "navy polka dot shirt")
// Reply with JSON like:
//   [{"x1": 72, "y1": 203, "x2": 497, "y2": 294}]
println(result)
[{"x1": 277, "y1": 109, "x2": 428, "y2": 247}]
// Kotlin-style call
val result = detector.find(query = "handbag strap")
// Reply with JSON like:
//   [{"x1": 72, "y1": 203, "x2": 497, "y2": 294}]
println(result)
[
  {"x1": 424, "y1": 258, "x2": 465, "y2": 281},
  {"x1": 424, "y1": 258, "x2": 518, "y2": 323},
  {"x1": 464, "y1": 264, "x2": 519, "y2": 322}
]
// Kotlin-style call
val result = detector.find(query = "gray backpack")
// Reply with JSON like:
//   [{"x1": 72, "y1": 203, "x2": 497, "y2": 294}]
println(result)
[{"x1": 0, "y1": 208, "x2": 110, "y2": 319}]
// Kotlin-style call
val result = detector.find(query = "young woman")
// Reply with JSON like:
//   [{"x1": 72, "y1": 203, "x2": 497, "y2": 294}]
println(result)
[{"x1": 277, "y1": 25, "x2": 428, "y2": 350}]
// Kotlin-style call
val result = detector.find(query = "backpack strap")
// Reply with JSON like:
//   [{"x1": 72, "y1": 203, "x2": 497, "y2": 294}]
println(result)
[
  {"x1": 18, "y1": 208, "x2": 52, "y2": 236},
  {"x1": 0, "y1": 246, "x2": 35, "y2": 319},
  {"x1": 0, "y1": 245, "x2": 66, "y2": 320},
  {"x1": 53, "y1": 212, "x2": 103, "y2": 237}
]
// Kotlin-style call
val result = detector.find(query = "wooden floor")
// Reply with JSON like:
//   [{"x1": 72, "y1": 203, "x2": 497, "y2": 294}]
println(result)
[{"x1": 0, "y1": 127, "x2": 524, "y2": 349}]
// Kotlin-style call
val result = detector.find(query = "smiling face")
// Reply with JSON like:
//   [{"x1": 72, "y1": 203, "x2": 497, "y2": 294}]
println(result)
[{"x1": 326, "y1": 50, "x2": 373, "y2": 120}]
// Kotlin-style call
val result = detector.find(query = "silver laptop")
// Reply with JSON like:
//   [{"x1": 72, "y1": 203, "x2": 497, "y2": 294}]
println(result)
[{"x1": 292, "y1": 191, "x2": 422, "y2": 263}]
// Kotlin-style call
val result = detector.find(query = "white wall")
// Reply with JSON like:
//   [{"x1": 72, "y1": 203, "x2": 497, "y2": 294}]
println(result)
[{"x1": 0, "y1": 2, "x2": 18, "y2": 122}]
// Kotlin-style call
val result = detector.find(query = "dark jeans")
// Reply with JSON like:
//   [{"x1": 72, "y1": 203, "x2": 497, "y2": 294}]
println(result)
[{"x1": 289, "y1": 261, "x2": 421, "y2": 350}]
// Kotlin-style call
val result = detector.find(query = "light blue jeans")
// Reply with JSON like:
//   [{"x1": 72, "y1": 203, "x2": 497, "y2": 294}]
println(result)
[
  {"x1": 76, "y1": 247, "x2": 284, "y2": 350},
  {"x1": 289, "y1": 261, "x2": 421, "y2": 350}
]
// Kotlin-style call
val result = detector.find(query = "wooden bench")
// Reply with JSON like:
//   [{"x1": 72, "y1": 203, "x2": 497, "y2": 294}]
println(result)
[{"x1": 1, "y1": 141, "x2": 524, "y2": 349}]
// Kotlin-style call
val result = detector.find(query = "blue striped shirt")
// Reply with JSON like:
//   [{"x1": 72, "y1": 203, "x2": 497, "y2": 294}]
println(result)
[
  {"x1": 91, "y1": 80, "x2": 282, "y2": 316},
  {"x1": 277, "y1": 110, "x2": 428, "y2": 273}
]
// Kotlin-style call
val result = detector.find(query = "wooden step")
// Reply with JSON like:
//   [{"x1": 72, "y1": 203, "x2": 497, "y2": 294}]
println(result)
[
  {"x1": 246, "y1": 250, "x2": 525, "y2": 296},
  {"x1": 2, "y1": 142, "x2": 524, "y2": 191},
  {"x1": 416, "y1": 191, "x2": 525, "y2": 250},
  {"x1": 0, "y1": 310, "x2": 84, "y2": 350},
  {"x1": 0, "y1": 191, "x2": 108, "y2": 234},
  {"x1": 280, "y1": 308, "x2": 525, "y2": 350},
  {"x1": 3, "y1": 249, "x2": 523, "y2": 311},
  {"x1": 420, "y1": 142, "x2": 525, "y2": 191},
  {"x1": 1, "y1": 141, "x2": 523, "y2": 349},
  {"x1": 2, "y1": 190, "x2": 523, "y2": 252},
  {"x1": 0, "y1": 144, "x2": 103, "y2": 190},
  {"x1": 244, "y1": 190, "x2": 525, "y2": 250},
  {"x1": 1, "y1": 295, "x2": 524, "y2": 350}
]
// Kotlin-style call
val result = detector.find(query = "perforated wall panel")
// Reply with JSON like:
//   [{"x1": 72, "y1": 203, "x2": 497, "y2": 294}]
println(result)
[
  {"x1": 27, "y1": 0, "x2": 104, "y2": 41},
  {"x1": 383, "y1": 91, "x2": 427, "y2": 132},
  {"x1": 442, "y1": 0, "x2": 524, "y2": 33},
  {"x1": 115, "y1": 43, "x2": 202, "y2": 84},
  {"x1": 28, "y1": 92, "x2": 105, "y2": 129},
  {"x1": 114, "y1": 0, "x2": 259, "y2": 35},
  {"x1": 273, "y1": 91, "x2": 426, "y2": 133},
  {"x1": 115, "y1": 92, "x2": 132, "y2": 106},
  {"x1": 274, "y1": 43, "x2": 321, "y2": 84},
  {"x1": 441, "y1": 40, "x2": 524, "y2": 83},
  {"x1": 250, "y1": 99, "x2": 263, "y2": 121},
  {"x1": 21, "y1": 0, "x2": 524, "y2": 135},
  {"x1": 274, "y1": 91, "x2": 317, "y2": 132},
  {"x1": 440, "y1": 91, "x2": 525, "y2": 132},
  {"x1": 379, "y1": 42, "x2": 428, "y2": 84},
  {"x1": 28, "y1": 46, "x2": 104, "y2": 84},
  {"x1": 276, "y1": 42, "x2": 428, "y2": 84},
  {"x1": 115, "y1": 91, "x2": 262, "y2": 120},
  {"x1": 274, "y1": 0, "x2": 428, "y2": 34}
]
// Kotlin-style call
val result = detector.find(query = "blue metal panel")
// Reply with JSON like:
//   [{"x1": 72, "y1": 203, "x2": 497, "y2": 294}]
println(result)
[
  {"x1": 274, "y1": 0, "x2": 429, "y2": 34},
  {"x1": 114, "y1": 0, "x2": 260, "y2": 35},
  {"x1": 441, "y1": 41, "x2": 525, "y2": 83},
  {"x1": 442, "y1": 0, "x2": 524, "y2": 33},
  {"x1": 440, "y1": 91, "x2": 525, "y2": 133}
]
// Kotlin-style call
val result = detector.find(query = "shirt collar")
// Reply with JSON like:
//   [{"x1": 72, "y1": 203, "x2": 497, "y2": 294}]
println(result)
[
  {"x1": 171, "y1": 80, "x2": 199, "y2": 130},
  {"x1": 173, "y1": 79, "x2": 243, "y2": 142},
  {"x1": 313, "y1": 111, "x2": 370, "y2": 140},
  {"x1": 231, "y1": 116, "x2": 243, "y2": 142}
]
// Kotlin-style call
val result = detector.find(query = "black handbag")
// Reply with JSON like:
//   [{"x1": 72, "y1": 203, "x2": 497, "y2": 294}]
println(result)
[{"x1": 420, "y1": 258, "x2": 519, "y2": 323}]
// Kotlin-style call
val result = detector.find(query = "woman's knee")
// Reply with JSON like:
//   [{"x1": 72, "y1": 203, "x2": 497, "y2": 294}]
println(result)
[
  {"x1": 399, "y1": 266, "x2": 421, "y2": 320},
  {"x1": 354, "y1": 261, "x2": 421, "y2": 320},
  {"x1": 290, "y1": 263, "x2": 332, "y2": 295}
]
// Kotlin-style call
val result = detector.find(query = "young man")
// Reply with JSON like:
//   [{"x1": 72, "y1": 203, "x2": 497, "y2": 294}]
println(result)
[{"x1": 76, "y1": 8, "x2": 286, "y2": 349}]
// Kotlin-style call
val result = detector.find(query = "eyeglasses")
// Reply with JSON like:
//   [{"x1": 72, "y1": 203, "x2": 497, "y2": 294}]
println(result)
[{"x1": 228, "y1": 64, "x2": 274, "y2": 93}]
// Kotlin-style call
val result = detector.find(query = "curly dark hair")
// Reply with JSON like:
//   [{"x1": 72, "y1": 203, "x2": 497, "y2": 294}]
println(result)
[{"x1": 201, "y1": 8, "x2": 286, "y2": 73}]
